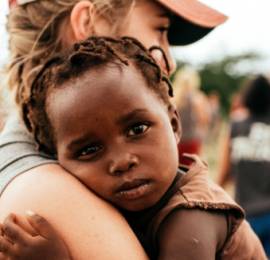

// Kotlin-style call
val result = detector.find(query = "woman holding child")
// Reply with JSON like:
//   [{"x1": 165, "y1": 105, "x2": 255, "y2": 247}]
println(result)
[{"x1": 0, "y1": 0, "x2": 266, "y2": 259}]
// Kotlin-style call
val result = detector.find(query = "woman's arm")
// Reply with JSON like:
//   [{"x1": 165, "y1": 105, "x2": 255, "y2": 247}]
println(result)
[{"x1": 0, "y1": 164, "x2": 148, "y2": 260}]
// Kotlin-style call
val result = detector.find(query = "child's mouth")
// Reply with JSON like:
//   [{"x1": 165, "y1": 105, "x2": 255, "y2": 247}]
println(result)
[{"x1": 115, "y1": 179, "x2": 151, "y2": 200}]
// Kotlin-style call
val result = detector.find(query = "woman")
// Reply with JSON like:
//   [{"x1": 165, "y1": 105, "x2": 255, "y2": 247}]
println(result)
[{"x1": 0, "y1": 0, "x2": 226, "y2": 258}]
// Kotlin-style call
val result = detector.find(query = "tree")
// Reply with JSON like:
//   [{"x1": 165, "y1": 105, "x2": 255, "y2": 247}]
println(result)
[{"x1": 173, "y1": 52, "x2": 262, "y2": 116}]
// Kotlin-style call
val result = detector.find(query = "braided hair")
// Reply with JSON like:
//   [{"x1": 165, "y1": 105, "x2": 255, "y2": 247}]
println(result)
[{"x1": 22, "y1": 36, "x2": 174, "y2": 156}]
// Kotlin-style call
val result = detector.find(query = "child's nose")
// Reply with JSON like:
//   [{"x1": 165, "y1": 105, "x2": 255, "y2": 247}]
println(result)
[{"x1": 108, "y1": 153, "x2": 138, "y2": 176}]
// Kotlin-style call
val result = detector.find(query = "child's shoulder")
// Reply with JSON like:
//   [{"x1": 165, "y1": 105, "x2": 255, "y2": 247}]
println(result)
[
  {"x1": 156, "y1": 204, "x2": 266, "y2": 260},
  {"x1": 143, "y1": 158, "x2": 229, "y2": 258},
  {"x1": 164, "y1": 155, "x2": 245, "y2": 220},
  {"x1": 157, "y1": 208, "x2": 227, "y2": 259},
  {"x1": 155, "y1": 155, "x2": 266, "y2": 259},
  {"x1": 178, "y1": 155, "x2": 244, "y2": 216}
]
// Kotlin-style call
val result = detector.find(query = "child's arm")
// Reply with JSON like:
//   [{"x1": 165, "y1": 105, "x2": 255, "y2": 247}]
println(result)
[
  {"x1": 0, "y1": 212, "x2": 71, "y2": 260},
  {"x1": 157, "y1": 209, "x2": 227, "y2": 260}
]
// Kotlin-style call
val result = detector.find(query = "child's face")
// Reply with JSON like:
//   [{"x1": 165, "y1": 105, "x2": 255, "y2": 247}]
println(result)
[{"x1": 48, "y1": 65, "x2": 181, "y2": 211}]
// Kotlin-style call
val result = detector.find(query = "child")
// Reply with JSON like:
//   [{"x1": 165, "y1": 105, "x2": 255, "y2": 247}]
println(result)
[{"x1": 0, "y1": 37, "x2": 266, "y2": 259}]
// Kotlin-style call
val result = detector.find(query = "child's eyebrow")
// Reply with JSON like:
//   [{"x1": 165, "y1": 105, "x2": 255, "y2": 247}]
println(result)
[
  {"x1": 116, "y1": 109, "x2": 148, "y2": 125},
  {"x1": 66, "y1": 134, "x2": 93, "y2": 151}
]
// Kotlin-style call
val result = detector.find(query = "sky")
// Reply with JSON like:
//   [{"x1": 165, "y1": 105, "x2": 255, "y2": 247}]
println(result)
[
  {"x1": 172, "y1": 0, "x2": 270, "y2": 72},
  {"x1": 1, "y1": 0, "x2": 270, "y2": 73}
]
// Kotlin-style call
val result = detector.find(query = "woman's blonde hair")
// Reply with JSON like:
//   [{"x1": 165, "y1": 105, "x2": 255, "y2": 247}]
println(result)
[{"x1": 7, "y1": 0, "x2": 134, "y2": 104}]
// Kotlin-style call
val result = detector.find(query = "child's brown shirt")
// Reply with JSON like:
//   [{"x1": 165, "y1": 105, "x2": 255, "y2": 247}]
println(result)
[{"x1": 123, "y1": 156, "x2": 266, "y2": 259}]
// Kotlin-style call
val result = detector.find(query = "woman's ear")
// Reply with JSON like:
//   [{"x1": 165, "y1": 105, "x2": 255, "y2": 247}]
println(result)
[
  {"x1": 168, "y1": 104, "x2": 182, "y2": 144},
  {"x1": 70, "y1": 1, "x2": 95, "y2": 41}
]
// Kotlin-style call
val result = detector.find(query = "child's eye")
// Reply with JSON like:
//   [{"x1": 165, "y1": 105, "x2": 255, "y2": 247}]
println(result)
[
  {"x1": 127, "y1": 123, "x2": 149, "y2": 137},
  {"x1": 78, "y1": 144, "x2": 103, "y2": 159}
]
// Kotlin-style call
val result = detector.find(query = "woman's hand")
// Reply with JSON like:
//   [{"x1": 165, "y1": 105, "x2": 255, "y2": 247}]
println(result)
[{"x1": 0, "y1": 212, "x2": 71, "y2": 260}]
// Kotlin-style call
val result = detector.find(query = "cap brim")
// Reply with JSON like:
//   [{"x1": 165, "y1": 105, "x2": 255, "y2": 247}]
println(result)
[{"x1": 157, "y1": 0, "x2": 228, "y2": 45}]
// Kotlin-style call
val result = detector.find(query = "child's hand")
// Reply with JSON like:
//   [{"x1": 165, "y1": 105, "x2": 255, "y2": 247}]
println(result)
[{"x1": 0, "y1": 212, "x2": 71, "y2": 260}]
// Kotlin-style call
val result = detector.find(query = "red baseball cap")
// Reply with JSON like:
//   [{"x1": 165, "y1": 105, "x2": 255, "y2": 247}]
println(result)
[
  {"x1": 9, "y1": 0, "x2": 227, "y2": 46},
  {"x1": 157, "y1": 0, "x2": 227, "y2": 45}
]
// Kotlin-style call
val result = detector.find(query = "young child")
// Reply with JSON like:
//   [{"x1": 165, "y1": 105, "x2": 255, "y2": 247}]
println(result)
[{"x1": 0, "y1": 37, "x2": 266, "y2": 259}]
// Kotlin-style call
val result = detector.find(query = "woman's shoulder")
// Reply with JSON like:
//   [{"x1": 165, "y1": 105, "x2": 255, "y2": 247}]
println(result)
[
  {"x1": 0, "y1": 164, "x2": 87, "y2": 218},
  {"x1": 0, "y1": 114, "x2": 56, "y2": 194},
  {"x1": 0, "y1": 164, "x2": 147, "y2": 259},
  {"x1": 0, "y1": 163, "x2": 120, "y2": 224}
]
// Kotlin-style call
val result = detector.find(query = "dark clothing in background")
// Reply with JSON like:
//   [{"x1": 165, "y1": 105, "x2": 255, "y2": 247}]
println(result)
[
  {"x1": 230, "y1": 113, "x2": 270, "y2": 255},
  {"x1": 230, "y1": 114, "x2": 270, "y2": 217}
]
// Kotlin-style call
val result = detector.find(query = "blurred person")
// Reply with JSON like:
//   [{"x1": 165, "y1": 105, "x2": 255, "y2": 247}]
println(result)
[
  {"x1": 218, "y1": 75, "x2": 270, "y2": 256},
  {"x1": 207, "y1": 91, "x2": 222, "y2": 141},
  {"x1": 173, "y1": 66, "x2": 210, "y2": 165},
  {"x1": 229, "y1": 91, "x2": 249, "y2": 122}
]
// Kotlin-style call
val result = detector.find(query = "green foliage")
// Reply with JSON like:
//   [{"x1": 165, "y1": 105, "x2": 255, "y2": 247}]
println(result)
[{"x1": 173, "y1": 52, "x2": 262, "y2": 116}]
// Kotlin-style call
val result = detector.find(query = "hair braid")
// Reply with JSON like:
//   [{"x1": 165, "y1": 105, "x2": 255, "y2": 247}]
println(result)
[{"x1": 22, "y1": 36, "x2": 173, "y2": 155}]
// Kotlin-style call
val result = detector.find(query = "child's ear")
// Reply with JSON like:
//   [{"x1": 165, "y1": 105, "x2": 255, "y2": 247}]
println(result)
[
  {"x1": 70, "y1": 1, "x2": 95, "y2": 41},
  {"x1": 168, "y1": 104, "x2": 182, "y2": 144}
]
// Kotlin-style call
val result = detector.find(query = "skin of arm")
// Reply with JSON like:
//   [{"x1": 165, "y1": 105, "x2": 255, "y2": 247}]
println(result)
[
  {"x1": 0, "y1": 164, "x2": 148, "y2": 260},
  {"x1": 157, "y1": 209, "x2": 227, "y2": 260}
]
